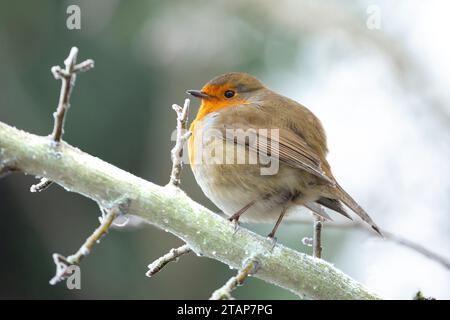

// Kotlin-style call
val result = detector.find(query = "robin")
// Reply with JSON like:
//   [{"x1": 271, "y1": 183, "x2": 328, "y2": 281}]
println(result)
[{"x1": 186, "y1": 72, "x2": 381, "y2": 239}]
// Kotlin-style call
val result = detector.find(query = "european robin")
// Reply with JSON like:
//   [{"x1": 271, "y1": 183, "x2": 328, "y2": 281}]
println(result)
[{"x1": 187, "y1": 72, "x2": 381, "y2": 239}]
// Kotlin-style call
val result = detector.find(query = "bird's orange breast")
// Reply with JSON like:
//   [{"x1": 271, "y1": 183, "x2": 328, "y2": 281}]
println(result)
[
  {"x1": 188, "y1": 120, "x2": 197, "y2": 166},
  {"x1": 188, "y1": 97, "x2": 251, "y2": 166}
]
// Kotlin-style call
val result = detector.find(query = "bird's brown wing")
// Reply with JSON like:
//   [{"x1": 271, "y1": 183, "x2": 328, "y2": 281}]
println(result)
[
  {"x1": 211, "y1": 103, "x2": 382, "y2": 235},
  {"x1": 214, "y1": 104, "x2": 334, "y2": 184},
  {"x1": 252, "y1": 127, "x2": 334, "y2": 184}
]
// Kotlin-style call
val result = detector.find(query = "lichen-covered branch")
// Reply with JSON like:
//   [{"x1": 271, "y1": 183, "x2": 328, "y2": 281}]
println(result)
[{"x1": 0, "y1": 121, "x2": 381, "y2": 300}]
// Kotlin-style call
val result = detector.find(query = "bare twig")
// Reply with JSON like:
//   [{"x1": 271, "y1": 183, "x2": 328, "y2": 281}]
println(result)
[
  {"x1": 72, "y1": 59, "x2": 95, "y2": 74},
  {"x1": 146, "y1": 244, "x2": 193, "y2": 277},
  {"x1": 210, "y1": 258, "x2": 260, "y2": 300},
  {"x1": 298, "y1": 219, "x2": 450, "y2": 271},
  {"x1": 49, "y1": 254, "x2": 76, "y2": 286},
  {"x1": 168, "y1": 99, "x2": 191, "y2": 187},
  {"x1": 50, "y1": 47, "x2": 78, "y2": 142},
  {"x1": 313, "y1": 215, "x2": 323, "y2": 258},
  {"x1": 49, "y1": 206, "x2": 119, "y2": 285},
  {"x1": 31, "y1": 47, "x2": 94, "y2": 192},
  {"x1": 51, "y1": 47, "x2": 94, "y2": 142},
  {"x1": 145, "y1": 99, "x2": 193, "y2": 277},
  {"x1": 30, "y1": 178, "x2": 53, "y2": 192},
  {"x1": 382, "y1": 230, "x2": 450, "y2": 271},
  {"x1": 339, "y1": 222, "x2": 450, "y2": 270}
]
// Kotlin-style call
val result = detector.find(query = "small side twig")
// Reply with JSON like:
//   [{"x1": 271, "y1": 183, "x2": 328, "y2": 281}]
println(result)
[
  {"x1": 210, "y1": 258, "x2": 260, "y2": 300},
  {"x1": 334, "y1": 222, "x2": 450, "y2": 270},
  {"x1": 168, "y1": 99, "x2": 191, "y2": 187},
  {"x1": 146, "y1": 99, "x2": 193, "y2": 278},
  {"x1": 382, "y1": 230, "x2": 450, "y2": 271},
  {"x1": 313, "y1": 215, "x2": 323, "y2": 258},
  {"x1": 49, "y1": 206, "x2": 119, "y2": 285},
  {"x1": 299, "y1": 218, "x2": 450, "y2": 271},
  {"x1": 30, "y1": 177, "x2": 53, "y2": 192},
  {"x1": 31, "y1": 47, "x2": 94, "y2": 193},
  {"x1": 51, "y1": 48, "x2": 94, "y2": 142},
  {"x1": 146, "y1": 244, "x2": 193, "y2": 277}
]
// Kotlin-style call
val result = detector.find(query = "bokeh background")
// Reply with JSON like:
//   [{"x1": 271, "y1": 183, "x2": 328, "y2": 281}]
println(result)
[{"x1": 0, "y1": 0, "x2": 449, "y2": 299}]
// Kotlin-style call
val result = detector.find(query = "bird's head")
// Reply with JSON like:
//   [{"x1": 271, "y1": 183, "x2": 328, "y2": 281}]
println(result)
[{"x1": 187, "y1": 72, "x2": 265, "y2": 119}]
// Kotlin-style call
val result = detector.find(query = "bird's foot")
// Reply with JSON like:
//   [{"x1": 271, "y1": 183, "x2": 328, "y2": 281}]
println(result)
[
  {"x1": 266, "y1": 234, "x2": 278, "y2": 251},
  {"x1": 228, "y1": 217, "x2": 241, "y2": 235}
]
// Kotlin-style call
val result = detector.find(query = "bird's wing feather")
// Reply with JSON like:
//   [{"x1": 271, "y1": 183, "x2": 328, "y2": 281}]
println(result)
[
  {"x1": 209, "y1": 102, "x2": 382, "y2": 235},
  {"x1": 214, "y1": 104, "x2": 333, "y2": 184}
]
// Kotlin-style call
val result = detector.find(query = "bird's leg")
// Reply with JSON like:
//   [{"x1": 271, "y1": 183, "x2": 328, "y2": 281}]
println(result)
[
  {"x1": 267, "y1": 203, "x2": 290, "y2": 246},
  {"x1": 228, "y1": 200, "x2": 256, "y2": 231}
]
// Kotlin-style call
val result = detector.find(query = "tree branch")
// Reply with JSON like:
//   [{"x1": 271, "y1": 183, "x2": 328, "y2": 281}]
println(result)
[{"x1": 0, "y1": 121, "x2": 381, "y2": 300}]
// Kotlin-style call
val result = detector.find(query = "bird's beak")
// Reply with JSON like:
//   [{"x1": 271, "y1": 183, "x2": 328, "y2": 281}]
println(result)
[{"x1": 186, "y1": 90, "x2": 210, "y2": 99}]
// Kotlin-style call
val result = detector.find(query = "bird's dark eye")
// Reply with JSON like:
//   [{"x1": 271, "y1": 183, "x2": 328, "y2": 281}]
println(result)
[{"x1": 224, "y1": 90, "x2": 235, "y2": 98}]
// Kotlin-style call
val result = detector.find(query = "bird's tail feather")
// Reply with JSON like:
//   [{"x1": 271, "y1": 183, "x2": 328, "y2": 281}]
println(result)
[
  {"x1": 332, "y1": 183, "x2": 383, "y2": 236},
  {"x1": 316, "y1": 197, "x2": 352, "y2": 220},
  {"x1": 303, "y1": 201, "x2": 333, "y2": 221}
]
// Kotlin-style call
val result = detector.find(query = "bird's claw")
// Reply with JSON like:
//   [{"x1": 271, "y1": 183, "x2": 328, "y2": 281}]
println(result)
[
  {"x1": 266, "y1": 235, "x2": 278, "y2": 251},
  {"x1": 228, "y1": 218, "x2": 240, "y2": 235}
]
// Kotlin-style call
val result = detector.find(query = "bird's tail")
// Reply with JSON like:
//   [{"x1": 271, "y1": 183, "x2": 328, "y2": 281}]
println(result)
[{"x1": 331, "y1": 183, "x2": 383, "y2": 236}]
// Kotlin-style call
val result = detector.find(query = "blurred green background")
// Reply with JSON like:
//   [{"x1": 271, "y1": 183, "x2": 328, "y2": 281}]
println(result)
[{"x1": 1, "y1": 0, "x2": 449, "y2": 299}]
